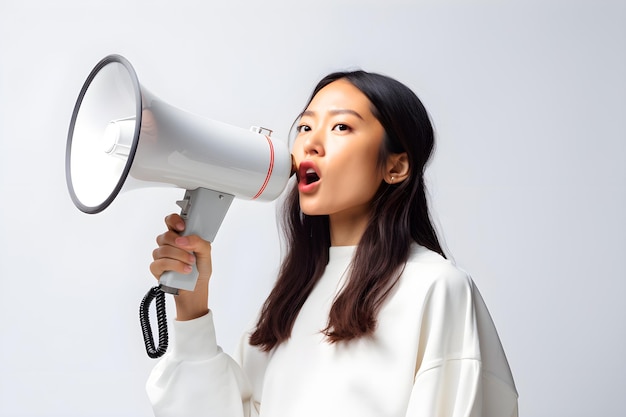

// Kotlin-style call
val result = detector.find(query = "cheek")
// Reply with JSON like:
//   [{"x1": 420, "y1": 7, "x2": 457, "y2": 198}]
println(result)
[
  {"x1": 290, "y1": 137, "x2": 305, "y2": 161},
  {"x1": 335, "y1": 150, "x2": 383, "y2": 189},
  {"x1": 353, "y1": 144, "x2": 384, "y2": 177}
]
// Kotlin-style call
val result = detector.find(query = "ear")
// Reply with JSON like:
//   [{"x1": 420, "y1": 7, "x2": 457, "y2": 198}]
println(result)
[{"x1": 384, "y1": 152, "x2": 410, "y2": 185}]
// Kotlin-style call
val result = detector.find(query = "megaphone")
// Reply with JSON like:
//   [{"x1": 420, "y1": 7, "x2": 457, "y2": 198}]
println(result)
[{"x1": 66, "y1": 54, "x2": 294, "y2": 295}]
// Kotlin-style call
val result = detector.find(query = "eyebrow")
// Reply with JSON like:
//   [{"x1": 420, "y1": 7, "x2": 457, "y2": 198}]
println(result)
[{"x1": 301, "y1": 109, "x2": 364, "y2": 120}]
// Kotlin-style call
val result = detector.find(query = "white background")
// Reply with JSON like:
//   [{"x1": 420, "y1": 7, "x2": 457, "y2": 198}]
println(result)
[{"x1": 1, "y1": 0, "x2": 624, "y2": 416}]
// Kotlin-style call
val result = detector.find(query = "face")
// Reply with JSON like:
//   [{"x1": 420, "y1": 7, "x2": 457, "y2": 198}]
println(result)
[{"x1": 292, "y1": 79, "x2": 386, "y2": 222}]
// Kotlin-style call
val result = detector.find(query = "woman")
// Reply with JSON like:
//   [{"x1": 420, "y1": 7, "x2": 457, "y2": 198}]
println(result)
[{"x1": 147, "y1": 71, "x2": 518, "y2": 416}]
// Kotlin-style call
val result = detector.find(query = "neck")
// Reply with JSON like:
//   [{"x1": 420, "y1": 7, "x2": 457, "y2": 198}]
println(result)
[{"x1": 329, "y1": 210, "x2": 370, "y2": 246}]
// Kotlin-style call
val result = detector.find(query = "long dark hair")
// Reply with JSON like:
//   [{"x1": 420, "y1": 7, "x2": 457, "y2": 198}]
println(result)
[{"x1": 249, "y1": 70, "x2": 445, "y2": 351}]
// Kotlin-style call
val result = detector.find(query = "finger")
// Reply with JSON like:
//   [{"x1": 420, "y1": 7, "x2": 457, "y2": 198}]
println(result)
[
  {"x1": 156, "y1": 230, "x2": 184, "y2": 248},
  {"x1": 149, "y1": 258, "x2": 193, "y2": 279},
  {"x1": 171, "y1": 235, "x2": 212, "y2": 280},
  {"x1": 165, "y1": 213, "x2": 186, "y2": 232},
  {"x1": 152, "y1": 245, "x2": 196, "y2": 265},
  {"x1": 171, "y1": 235, "x2": 212, "y2": 258}
]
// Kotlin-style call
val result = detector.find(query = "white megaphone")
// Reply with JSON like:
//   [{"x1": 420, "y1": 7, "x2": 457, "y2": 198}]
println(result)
[{"x1": 66, "y1": 54, "x2": 294, "y2": 295}]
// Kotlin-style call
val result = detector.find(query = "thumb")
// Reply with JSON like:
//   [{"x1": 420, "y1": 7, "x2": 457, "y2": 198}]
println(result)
[
  {"x1": 174, "y1": 235, "x2": 212, "y2": 278},
  {"x1": 175, "y1": 235, "x2": 212, "y2": 257}
]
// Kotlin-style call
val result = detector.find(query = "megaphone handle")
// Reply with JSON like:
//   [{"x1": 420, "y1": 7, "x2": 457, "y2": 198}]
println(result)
[
  {"x1": 159, "y1": 188, "x2": 234, "y2": 295},
  {"x1": 139, "y1": 188, "x2": 234, "y2": 358}
]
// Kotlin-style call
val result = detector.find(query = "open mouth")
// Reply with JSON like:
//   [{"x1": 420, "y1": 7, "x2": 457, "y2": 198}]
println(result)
[
  {"x1": 305, "y1": 168, "x2": 320, "y2": 185},
  {"x1": 298, "y1": 161, "x2": 321, "y2": 188}
]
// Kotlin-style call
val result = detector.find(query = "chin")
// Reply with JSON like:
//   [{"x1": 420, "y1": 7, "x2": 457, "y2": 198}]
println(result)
[
  {"x1": 300, "y1": 207, "x2": 326, "y2": 216},
  {"x1": 298, "y1": 200, "x2": 327, "y2": 217}
]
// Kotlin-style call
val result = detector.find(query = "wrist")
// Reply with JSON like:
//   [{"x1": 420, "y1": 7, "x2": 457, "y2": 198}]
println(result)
[{"x1": 173, "y1": 284, "x2": 209, "y2": 321}]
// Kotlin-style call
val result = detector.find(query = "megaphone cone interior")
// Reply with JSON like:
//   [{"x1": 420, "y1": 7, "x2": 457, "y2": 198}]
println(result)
[{"x1": 66, "y1": 55, "x2": 141, "y2": 214}]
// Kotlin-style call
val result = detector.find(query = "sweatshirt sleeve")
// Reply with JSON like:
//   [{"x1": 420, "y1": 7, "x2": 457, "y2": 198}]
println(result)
[
  {"x1": 404, "y1": 269, "x2": 518, "y2": 417},
  {"x1": 146, "y1": 311, "x2": 255, "y2": 417}
]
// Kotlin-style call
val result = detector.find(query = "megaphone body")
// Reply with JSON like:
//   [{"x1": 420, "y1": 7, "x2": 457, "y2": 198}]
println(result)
[{"x1": 66, "y1": 54, "x2": 293, "y2": 294}]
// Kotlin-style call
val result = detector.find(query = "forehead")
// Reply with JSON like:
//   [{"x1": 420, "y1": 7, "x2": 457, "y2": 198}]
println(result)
[{"x1": 305, "y1": 79, "x2": 373, "y2": 116}]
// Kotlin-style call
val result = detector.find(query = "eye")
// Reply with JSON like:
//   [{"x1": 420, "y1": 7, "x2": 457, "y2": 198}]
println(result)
[
  {"x1": 332, "y1": 123, "x2": 350, "y2": 132},
  {"x1": 296, "y1": 124, "x2": 311, "y2": 133}
]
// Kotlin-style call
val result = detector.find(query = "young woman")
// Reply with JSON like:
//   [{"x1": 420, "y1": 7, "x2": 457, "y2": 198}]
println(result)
[{"x1": 147, "y1": 71, "x2": 518, "y2": 417}]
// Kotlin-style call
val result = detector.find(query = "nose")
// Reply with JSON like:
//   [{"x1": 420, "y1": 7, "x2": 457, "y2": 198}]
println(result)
[{"x1": 302, "y1": 129, "x2": 324, "y2": 157}]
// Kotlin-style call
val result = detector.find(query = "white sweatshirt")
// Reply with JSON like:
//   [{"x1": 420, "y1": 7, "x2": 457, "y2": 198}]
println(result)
[{"x1": 147, "y1": 244, "x2": 518, "y2": 417}]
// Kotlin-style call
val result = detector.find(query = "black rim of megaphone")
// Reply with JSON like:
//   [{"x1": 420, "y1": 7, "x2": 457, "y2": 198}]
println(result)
[{"x1": 65, "y1": 54, "x2": 142, "y2": 214}]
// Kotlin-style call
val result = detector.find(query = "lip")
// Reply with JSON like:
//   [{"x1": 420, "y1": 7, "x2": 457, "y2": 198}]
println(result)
[{"x1": 297, "y1": 160, "x2": 321, "y2": 193}]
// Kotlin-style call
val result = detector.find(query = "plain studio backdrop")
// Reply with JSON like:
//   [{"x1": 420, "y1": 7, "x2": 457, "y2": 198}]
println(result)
[{"x1": 0, "y1": 0, "x2": 624, "y2": 416}]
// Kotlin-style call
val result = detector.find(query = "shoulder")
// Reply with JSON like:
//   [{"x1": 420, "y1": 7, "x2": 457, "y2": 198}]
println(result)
[
  {"x1": 391, "y1": 244, "x2": 478, "y2": 313},
  {"x1": 402, "y1": 244, "x2": 474, "y2": 294}
]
